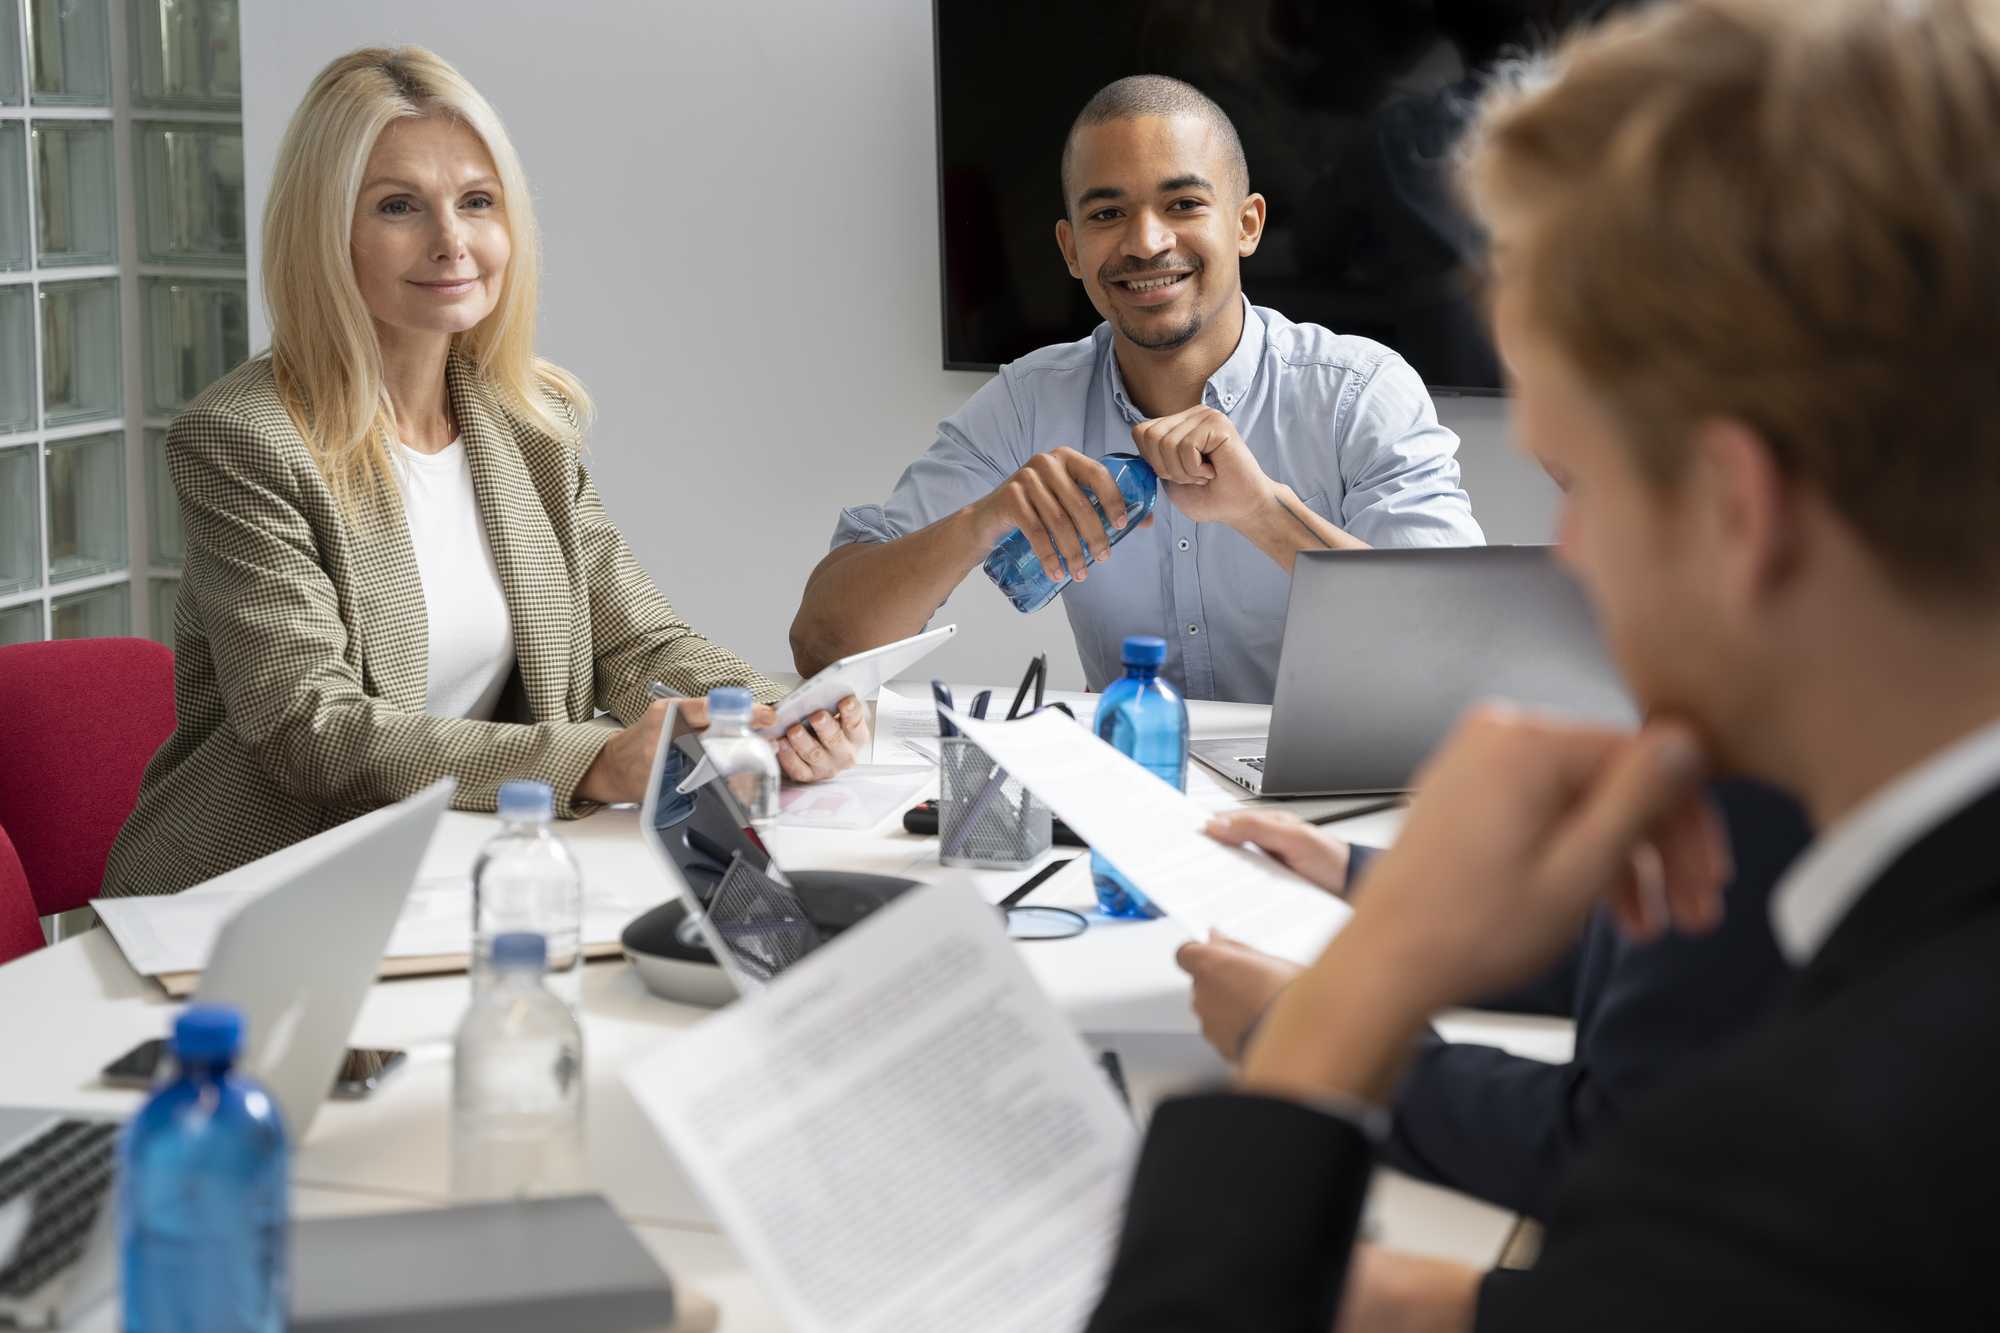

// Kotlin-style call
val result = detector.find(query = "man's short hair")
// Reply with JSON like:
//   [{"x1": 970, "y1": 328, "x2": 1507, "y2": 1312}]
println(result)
[
  {"x1": 1465, "y1": 0, "x2": 2000, "y2": 594},
  {"x1": 1060, "y1": 74, "x2": 1250, "y2": 214}
]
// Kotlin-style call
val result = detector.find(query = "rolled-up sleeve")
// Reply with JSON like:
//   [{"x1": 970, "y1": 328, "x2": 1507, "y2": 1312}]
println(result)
[
  {"x1": 1338, "y1": 353, "x2": 1485, "y2": 548},
  {"x1": 829, "y1": 371, "x2": 1024, "y2": 549}
]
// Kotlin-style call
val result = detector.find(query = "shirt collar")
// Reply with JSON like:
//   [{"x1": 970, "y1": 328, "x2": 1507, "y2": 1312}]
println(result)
[
  {"x1": 1770, "y1": 713, "x2": 2000, "y2": 963},
  {"x1": 1105, "y1": 294, "x2": 1266, "y2": 423}
]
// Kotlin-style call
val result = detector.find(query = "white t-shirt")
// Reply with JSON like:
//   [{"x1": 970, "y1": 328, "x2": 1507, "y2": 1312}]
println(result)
[{"x1": 390, "y1": 438, "x2": 517, "y2": 720}]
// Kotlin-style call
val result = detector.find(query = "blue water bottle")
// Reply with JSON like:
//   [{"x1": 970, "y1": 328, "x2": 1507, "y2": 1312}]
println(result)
[
  {"x1": 120, "y1": 1004, "x2": 288, "y2": 1333},
  {"x1": 984, "y1": 453, "x2": 1160, "y2": 613},
  {"x1": 1092, "y1": 635, "x2": 1189, "y2": 917}
]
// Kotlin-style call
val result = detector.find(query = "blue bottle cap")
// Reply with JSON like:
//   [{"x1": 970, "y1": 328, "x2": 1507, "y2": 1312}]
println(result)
[
  {"x1": 1121, "y1": 635, "x2": 1168, "y2": 667},
  {"x1": 497, "y1": 780, "x2": 553, "y2": 822},
  {"x1": 707, "y1": 686, "x2": 754, "y2": 715},
  {"x1": 173, "y1": 1004, "x2": 244, "y2": 1062},
  {"x1": 491, "y1": 932, "x2": 548, "y2": 970}
]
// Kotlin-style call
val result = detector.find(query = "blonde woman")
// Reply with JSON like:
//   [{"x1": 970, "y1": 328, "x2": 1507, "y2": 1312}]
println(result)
[{"x1": 104, "y1": 48, "x2": 866, "y2": 897}]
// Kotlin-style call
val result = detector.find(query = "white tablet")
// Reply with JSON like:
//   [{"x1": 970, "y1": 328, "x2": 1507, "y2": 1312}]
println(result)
[{"x1": 757, "y1": 625, "x2": 958, "y2": 737}]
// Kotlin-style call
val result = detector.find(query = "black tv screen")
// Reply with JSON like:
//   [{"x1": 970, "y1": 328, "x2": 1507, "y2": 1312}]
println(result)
[{"x1": 933, "y1": 0, "x2": 1643, "y2": 392}]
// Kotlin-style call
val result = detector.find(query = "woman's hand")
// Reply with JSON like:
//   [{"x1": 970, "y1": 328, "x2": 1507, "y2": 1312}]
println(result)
[{"x1": 575, "y1": 693, "x2": 871, "y2": 806}]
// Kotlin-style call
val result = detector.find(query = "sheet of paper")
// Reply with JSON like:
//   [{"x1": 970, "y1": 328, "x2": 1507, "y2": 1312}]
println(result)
[
  {"x1": 870, "y1": 683, "x2": 942, "y2": 764},
  {"x1": 946, "y1": 708, "x2": 1352, "y2": 965},
  {"x1": 775, "y1": 765, "x2": 931, "y2": 830},
  {"x1": 95, "y1": 888, "x2": 259, "y2": 978},
  {"x1": 625, "y1": 884, "x2": 1136, "y2": 1333},
  {"x1": 96, "y1": 873, "x2": 666, "y2": 979}
]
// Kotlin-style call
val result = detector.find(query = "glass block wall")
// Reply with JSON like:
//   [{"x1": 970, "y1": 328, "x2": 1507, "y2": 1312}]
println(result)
[{"x1": 0, "y1": 0, "x2": 244, "y2": 650}]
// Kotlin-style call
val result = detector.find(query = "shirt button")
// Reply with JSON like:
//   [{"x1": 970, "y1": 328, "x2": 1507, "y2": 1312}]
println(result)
[
  {"x1": 1177, "y1": 538, "x2": 1191, "y2": 551},
  {"x1": 1187, "y1": 624, "x2": 1200, "y2": 636}
]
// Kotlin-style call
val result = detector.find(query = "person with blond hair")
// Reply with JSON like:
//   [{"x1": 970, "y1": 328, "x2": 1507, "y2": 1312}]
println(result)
[
  {"x1": 104, "y1": 48, "x2": 866, "y2": 896},
  {"x1": 1087, "y1": 0, "x2": 2000, "y2": 1327}
]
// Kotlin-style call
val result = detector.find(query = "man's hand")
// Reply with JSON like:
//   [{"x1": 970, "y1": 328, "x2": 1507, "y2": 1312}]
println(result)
[
  {"x1": 1334, "y1": 1244, "x2": 1482, "y2": 1333},
  {"x1": 1239, "y1": 707, "x2": 1723, "y2": 1106},
  {"x1": 1206, "y1": 808, "x2": 1353, "y2": 895},
  {"x1": 969, "y1": 447, "x2": 1147, "y2": 585},
  {"x1": 1176, "y1": 933, "x2": 1304, "y2": 1060},
  {"x1": 1333, "y1": 708, "x2": 1725, "y2": 1008},
  {"x1": 577, "y1": 694, "x2": 870, "y2": 805},
  {"x1": 1131, "y1": 406, "x2": 1275, "y2": 527}
]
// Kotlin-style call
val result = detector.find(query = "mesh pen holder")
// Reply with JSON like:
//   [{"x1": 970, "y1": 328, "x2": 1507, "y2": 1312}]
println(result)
[{"x1": 938, "y1": 736, "x2": 1053, "y2": 869}]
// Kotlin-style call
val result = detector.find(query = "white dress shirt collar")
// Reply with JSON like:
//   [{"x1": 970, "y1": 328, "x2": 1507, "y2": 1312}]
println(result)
[{"x1": 1771, "y1": 713, "x2": 2000, "y2": 964}]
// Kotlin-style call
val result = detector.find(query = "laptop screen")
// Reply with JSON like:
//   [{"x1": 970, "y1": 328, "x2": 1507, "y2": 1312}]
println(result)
[{"x1": 640, "y1": 707, "x2": 826, "y2": 988}]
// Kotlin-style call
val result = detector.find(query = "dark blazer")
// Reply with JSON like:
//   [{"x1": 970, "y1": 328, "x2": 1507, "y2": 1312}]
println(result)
[
  {"x1": 1376, "y1": 780, "x2": 1811, "y2": 1218},
  {"x1": 1088, "y1": 781, "x2": 2000, "y2": 1331}
]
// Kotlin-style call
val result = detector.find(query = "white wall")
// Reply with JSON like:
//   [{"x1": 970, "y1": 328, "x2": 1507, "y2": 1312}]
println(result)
[{"x1": 242, "y1": 0, "x2": 1553, "y2": 690}]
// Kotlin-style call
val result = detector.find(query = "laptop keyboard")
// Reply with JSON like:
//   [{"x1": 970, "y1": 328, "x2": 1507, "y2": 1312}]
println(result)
[
  {"x1": 1237, "y1": 755, "x2": 1266, "y2": 772},
  {"x1": 0, "y1": 1119, "x2": 119, "y2": 1301}
]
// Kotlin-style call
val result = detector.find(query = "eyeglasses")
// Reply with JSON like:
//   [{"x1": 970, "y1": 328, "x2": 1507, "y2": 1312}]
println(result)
[{"x1": 998, "y1": 857, "x2": 1086, "y2": 941}]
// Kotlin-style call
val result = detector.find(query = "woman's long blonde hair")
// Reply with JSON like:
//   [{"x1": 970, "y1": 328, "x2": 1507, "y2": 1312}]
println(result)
[{"x1": 262, "y1": 46, "x2": 591, "y2": 513}]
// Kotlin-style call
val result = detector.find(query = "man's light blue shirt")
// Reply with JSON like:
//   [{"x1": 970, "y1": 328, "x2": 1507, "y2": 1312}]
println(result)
[{"x1": 832, "y1": 297, "x2": 1484, "y2": 703}]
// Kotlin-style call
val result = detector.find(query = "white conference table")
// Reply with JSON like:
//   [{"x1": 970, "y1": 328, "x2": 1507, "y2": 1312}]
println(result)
[{"x1": 0, "y1": 682, "x2": 1572, "y2": 1331}]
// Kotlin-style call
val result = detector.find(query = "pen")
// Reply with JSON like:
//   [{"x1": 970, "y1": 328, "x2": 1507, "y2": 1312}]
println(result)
[
  {"x1": 1000, "y1": 857, "x2": 1076, "y2": 909},
  {"x1": 970, "y1": 690, "x2": 992, "y2": 721},
  {"x1": 1005, "y1": 653, "x2": 1046, "y2": 722},
  {"x1": 931, "y1": 679, "x2": 957, "y2": 737},
  {"x1": 647, "y1": 681, "x2": 672, "y2": 701}
]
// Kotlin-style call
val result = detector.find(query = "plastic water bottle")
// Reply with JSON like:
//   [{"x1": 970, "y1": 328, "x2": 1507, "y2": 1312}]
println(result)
[
  {"x1": 1092, "y1": 635, "x2": 1189, "y2": 918},
  {"x1": 120, "y1": 1005, "x2": 287, "y2": 1333},
  {"x1": 702, "y1": 686, "x2": 782, "y2": 825},
  {"x1": 451, "y1": 932, "x2": 588, "y2": 1201},
  {"x1": 472, "y1": 780, "x2": 582, "y2": 1009},
  {"x1": 984, "y1": 453, "x2": 1160, "y2": 613}
]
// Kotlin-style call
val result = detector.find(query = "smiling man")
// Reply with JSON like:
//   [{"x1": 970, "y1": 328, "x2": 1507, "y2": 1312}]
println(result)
[{"x1": 791, "y1": 76, "x2": 1482, "y2": 703}]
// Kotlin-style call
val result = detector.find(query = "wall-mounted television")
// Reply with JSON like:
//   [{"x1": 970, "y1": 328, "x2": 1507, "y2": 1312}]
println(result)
[{"x1": 933, "y1": 0, "x2": 1644, "y2": 393}]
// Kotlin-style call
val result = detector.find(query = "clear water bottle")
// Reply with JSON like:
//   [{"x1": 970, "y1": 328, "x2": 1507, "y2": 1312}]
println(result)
[
  {"x1": 702, "y1": 686, "x2": 782, "y2": 825},
  {"x1": 451, "y1": 932, "x2": 588, "y2": 1201},
  {"x1": 472, "y1": 780, "x2": 582, "y2": 1009},
  {"x1": 120, "y1": 1005, "x2": 287, "y2": 1333},
  {"x1": 1092, "y1": 635, "x2": 1189, "y2": 918},
  {"x1": 983, "y1": 453, "x2": 1160, "y2": 613}
]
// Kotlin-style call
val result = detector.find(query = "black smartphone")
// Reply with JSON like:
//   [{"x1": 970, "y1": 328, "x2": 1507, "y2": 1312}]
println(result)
[{"x1": 101, "y1": 1038, "x2": 408, "y2": 1100}]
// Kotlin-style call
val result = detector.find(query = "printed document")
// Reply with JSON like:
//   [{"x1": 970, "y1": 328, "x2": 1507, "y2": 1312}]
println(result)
[
  {"x1": 625, "y1": 884, "x2": 1136, "y2": 1333},
  {"x1": 870, "y1": 683, "x2": 942, "y2": 764},
  {"x1": 947, "y1": 708, "x2": 1352, "y2": 964},
  {"x1": 775, "y1": 764, "x2": 931, "y2": 831}
]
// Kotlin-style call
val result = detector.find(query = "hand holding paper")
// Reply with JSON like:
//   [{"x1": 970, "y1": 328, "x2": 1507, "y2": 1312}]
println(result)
[{"x1": 944, "y1": 709, "x2": 1352, "y2": 965}]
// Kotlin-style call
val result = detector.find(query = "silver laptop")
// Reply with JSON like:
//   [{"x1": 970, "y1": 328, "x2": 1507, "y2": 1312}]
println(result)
[
  {"x1": 1192, "y1": 547, "x2": 1637, "y2": 797},
  {"x1": 0, "y1": 778, "x2": 452, "y2": 1329}
]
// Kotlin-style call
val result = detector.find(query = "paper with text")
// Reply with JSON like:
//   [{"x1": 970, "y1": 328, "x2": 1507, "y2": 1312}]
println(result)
[
  {"x1": 870, "y1": 684, "x2": 942, "y2": 764},
  {"x1": 775, "y1": 765, "x2": 931, "y2": 830},
  {"x1": 947, "y1": 708, "x2": 1352, "y2": 964},
  {"x1": 625, "y1": 884, "x2": 1135, "y2": 1333}
]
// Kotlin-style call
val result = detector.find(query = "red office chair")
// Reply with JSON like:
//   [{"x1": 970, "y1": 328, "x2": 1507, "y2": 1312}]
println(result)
[
  {"x1": 0, "y1": 638, "x2": 177, "y2": 917},
  {"x1": 0, "y1": 822, "x2": 41, "y2": 966}
]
